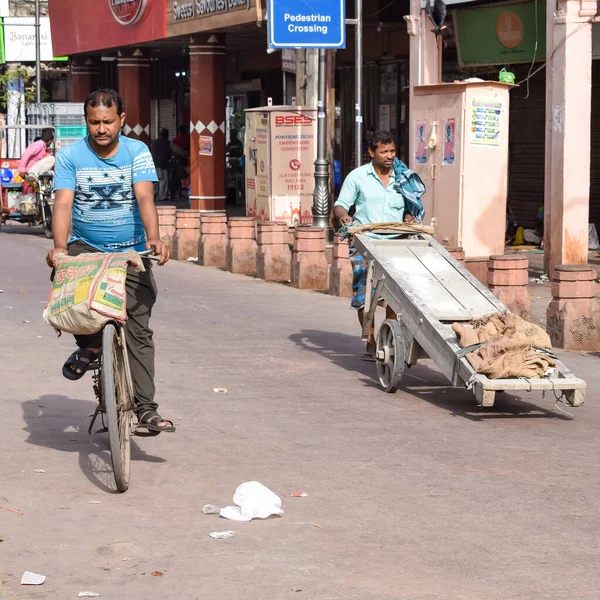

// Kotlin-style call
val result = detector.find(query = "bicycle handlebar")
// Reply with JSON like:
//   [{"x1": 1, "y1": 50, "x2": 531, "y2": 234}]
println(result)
[{"x1": 139, "y1": 247, "x2": 160, "y2": 261}]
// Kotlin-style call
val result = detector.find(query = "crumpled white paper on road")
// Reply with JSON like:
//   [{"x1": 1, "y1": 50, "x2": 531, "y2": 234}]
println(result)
[
  {"x1": 219, "y1": 481, "x2": 284, "y2": 522},
  {"x1": 21, "y1": 571, "x2": 46, "y2": 585}
]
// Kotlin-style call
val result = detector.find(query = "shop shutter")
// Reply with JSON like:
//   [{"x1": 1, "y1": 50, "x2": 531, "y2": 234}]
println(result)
[
  {"x1": 158, "y1": 99, "x2": 177, "y2": 141},
  {"x1": 150, "y1": 99, "x2": 158, "y2": 141},
  {"x1": 507, "y1": 65, "x2": 546, "y2": 229},
  {"x1": 509, "y1": 62, "x2": 600, "y2": 233}
]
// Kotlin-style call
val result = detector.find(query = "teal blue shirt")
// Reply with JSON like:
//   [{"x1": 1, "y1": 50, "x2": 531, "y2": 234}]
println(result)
[{"x1": 334, "y1": 162, "x2": 405, "y2": 225}]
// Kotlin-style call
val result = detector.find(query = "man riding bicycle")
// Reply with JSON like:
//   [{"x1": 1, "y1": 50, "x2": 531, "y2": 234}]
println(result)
[{"x1": 46, "y1": 88, "x2": 175, "y2": 435}]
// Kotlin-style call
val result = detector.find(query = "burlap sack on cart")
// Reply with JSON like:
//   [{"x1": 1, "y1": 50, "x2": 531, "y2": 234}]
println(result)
[
  {"x1": 44, "y1": 251, "x2": 144, "y2": 335},
  {"x1": 452, "y1": 313, "x2": 555, "y2": 379}
]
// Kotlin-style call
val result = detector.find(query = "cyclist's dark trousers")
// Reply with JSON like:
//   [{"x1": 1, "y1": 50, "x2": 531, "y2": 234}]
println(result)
[{"x1": 68, "y1": 241, "x2": 158, "y2": 416}]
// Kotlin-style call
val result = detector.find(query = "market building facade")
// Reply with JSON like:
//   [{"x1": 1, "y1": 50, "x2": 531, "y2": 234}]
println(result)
[{"x1": 48, "y1": 0, "x2": 411, "y2": 211}]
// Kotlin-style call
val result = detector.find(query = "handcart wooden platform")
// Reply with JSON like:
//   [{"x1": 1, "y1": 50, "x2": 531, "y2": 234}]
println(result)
[{"x1": 353, "y1": 232, "x2": 586, "y2": 408}]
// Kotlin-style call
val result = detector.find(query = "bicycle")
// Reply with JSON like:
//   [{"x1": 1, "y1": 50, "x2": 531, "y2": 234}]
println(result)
[{"x1": 86, "y1": 249, "x2": 159, "y2": 493}]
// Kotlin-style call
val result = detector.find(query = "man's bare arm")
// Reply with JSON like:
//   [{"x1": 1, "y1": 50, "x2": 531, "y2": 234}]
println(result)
[
  {"x1": 135, "y1": 180, "x2": 170, "y2": 265},
  {"x1": 46, "y1": 189, "x2": 74, "y2": 267},
  {"x1": 334, "y1": 205, "x2": 353, "y2": 225}
]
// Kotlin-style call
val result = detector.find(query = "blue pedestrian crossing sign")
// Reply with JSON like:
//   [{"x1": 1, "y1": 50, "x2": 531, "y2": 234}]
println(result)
[{"x1": 268, "y1": 0, "x2": 346, "y2": 49}]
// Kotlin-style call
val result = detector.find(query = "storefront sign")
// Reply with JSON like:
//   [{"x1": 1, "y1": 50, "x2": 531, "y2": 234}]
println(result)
[
  {"x1": 2, "y1": 18, "x2": 56, "y2": 62},
  {"x1": 172, "y1": 0, "x2": 248, "y2": 21},
  {"x1": 268, "y1": 0, "x2": 346, "y2": 48},
  {"x1": 109, "y1": 0, "x2": 147, "y2": 25},
  {"x1": 454, "y1": 1, "x2": 545, "y2": 66},
  {"x1": 48, "y1": 0, "x2": 165, "y2": 55}
]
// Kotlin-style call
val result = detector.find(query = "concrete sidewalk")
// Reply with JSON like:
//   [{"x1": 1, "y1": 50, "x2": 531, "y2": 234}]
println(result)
[{"x1": 1, "y1": 224, "x2": 600, "y2": 600}]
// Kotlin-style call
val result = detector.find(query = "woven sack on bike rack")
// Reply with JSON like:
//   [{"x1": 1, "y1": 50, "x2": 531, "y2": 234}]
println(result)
[{"x1": 44, "y1": 251, "x2": 145, "y2": 335}]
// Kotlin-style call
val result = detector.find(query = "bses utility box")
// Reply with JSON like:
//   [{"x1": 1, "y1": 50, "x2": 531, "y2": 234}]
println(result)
[{"x1": 244, "y1": 105, "x2": 317, "y2": 226}]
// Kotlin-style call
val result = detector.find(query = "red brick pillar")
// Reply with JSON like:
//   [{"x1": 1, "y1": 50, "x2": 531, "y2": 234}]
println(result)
[
  {"x1": 487, "y1": 254, "x2": 531, "y2": 320},
  {"x1": 189, "y1": 36, "x2": 226, "y2": 211},
  {"x1": 71, "y1": 58, "x2": 99, "y2": 102},
  {"x1": 465, "y1": 257, "x2": 489, "y2": 286},
  {"x1": 157, "y1": 206, "x2": 176, "y2": 255},
  {"x1": 329, "y1": 234, "x2": 353, "y2": 297},
  {"x1": 117, "y1": 49, "x2": 151, "y2": 146},
  {"x1": 227, "y1": 217, "x2": 257, "y2": 275},
  {"x1": 445, "y1": 246, "x2": 465, "y2": 263},
  {"x1": 199, "y1": 212, "x2": 227, "y2": 267},
  {"x1": 291, "y1": 226, "x2": 329, "y2": 290},
  {"x1": 173, "y1": 209, "x2": 201, "y2": 261},
  {"x1": 256, "y1": 222, "x2": 291, "y2": 282},
  {"x1": 547, "y1": 265, "x2": 599, "y2": 350}
]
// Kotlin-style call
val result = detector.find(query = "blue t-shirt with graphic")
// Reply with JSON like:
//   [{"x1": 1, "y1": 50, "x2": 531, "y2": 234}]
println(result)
[{"x1": 54, "y1": 136, "x2": 158, "y2": 252}]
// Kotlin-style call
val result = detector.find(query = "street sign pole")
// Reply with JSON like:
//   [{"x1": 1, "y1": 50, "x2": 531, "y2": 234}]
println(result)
[
  {"x1": 355, "y1": 0, "x2": 362, "y2": 168},
  {"x1": 311, "y1": 48, "x2": 332, "y2": 240},
  {"x1": 35, "y1": 0, "x2": 41, "y2": 103}
]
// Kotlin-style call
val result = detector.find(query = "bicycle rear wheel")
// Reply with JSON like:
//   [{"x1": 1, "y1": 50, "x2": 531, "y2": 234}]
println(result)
[{"x1": 101, "y1": 323, "x2": 134, "y2": 492}]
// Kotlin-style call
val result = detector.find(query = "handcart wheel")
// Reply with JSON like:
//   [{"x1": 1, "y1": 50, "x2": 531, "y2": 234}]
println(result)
[{"x1": 376, "y1": 319, "x2": 406, "y2": 393}]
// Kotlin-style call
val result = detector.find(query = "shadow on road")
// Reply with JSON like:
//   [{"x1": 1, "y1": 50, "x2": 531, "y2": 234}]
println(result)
[
  {"x1": 0, "y1": 221, "x2": 48, "y2": 238},
  {"x1": 22, "y1": 395, "x2": 166, "y2": 494},
  {"x1": 289, "y1": 329, "x2": 376, "y2": 380},
  {"x1": 290, "y1": 329, "x2": 569, "y2": 421},
  {"x1": 374, "y1": 362, "x2": 570, "y2": 422}
]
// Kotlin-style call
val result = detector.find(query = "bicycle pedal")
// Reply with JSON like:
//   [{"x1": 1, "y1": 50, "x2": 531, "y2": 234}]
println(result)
[{"x1": 133, "y1": 425, "x2": 159, "y2": 438}]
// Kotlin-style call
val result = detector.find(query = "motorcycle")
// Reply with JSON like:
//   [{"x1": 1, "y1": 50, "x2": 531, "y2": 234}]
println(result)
[
  {"x1": 0, "y1": 171, "x2": 54, "y2": 239},
  {"x1": 0, "y1": 124, "x2": 56, "y2": 238}
]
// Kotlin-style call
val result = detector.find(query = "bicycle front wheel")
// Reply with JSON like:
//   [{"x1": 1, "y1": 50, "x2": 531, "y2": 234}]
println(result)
[{"x1": 101, "y1": 323, "x2": 134, "y2": 492}]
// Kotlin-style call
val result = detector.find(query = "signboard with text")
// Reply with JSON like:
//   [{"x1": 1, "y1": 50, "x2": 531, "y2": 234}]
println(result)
[
  {"x1": 454, "y1": 1, "x2": 546, "y2": 66},
  {"x1": 167, "y1": 0, "x2": 257, "y2": 36},
  {"x1": 268, "y1": 0, "x2": 345, "y2": 49},
  {"x1": 47, "y1": 0, "x2": 165, "y2": 56},
  {"x1": 2, "y1": 17, "x2": 58, "y2": 63}
]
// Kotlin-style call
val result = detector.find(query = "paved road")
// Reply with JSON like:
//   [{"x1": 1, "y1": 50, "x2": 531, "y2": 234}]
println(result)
[{"x1": 1, "y1": 224, "x2": 600, "y2": 600}]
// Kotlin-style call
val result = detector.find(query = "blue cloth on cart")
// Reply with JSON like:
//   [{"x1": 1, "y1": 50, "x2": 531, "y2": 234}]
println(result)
[{"x1": 392, "y1": 157, "x2": 426, "y2": 222}]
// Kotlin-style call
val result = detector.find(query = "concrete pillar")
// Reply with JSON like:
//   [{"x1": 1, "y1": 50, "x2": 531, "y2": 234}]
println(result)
[
  {"x1": 256, "y1": 222, "x2": 291, "y2": 282},
  {"x1": 547, "y1": 264, "x2": 599, "y2": 350},
  {"x1": 465, "y1": 258, "x2": 489, "y2": 286},
  {"x1": 291, "y1": 226, "x2": 329, "y2": 290},
  {"x1": 227, "y1": 217, "x2": 258, "y2": 275},
  {"x1": 329, "y1": 234, "x2": 352, "y2": 297},
  {"x1": 199, "y1": 212, "x2": 227, "y2": 267},
  {"x1": 173, "y1": 209, "x2": 201, "y2": 261},
  {"x1": 488, "y1": 254, "x2": 532, "y2": 320},
  {"x1": 295, "y1": 49, "x2": 318, "y2": 108},
  {"x1": 157, "y1": 206, "x2": 176, "y2": 256},
  {"x1": 189, "y1": 36, "x2": 226, "y2": 211},
  {"x1": 544, "y1": 0, "x2": 597, "y2": 275},
  {"x1": 404, "y1": 0, "x2": 440, "y2": 170},
  {"x1": 71, "y1": 58, "x2": 99, "y2": 102},
  {"x1": 117, "y1": 49, "x2": 151, "y2": 146}
]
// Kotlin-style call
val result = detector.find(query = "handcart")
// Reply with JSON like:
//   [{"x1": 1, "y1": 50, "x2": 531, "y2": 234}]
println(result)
[{"x1": 353, "y1": 230, "x2": 586, "y2": 408}]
